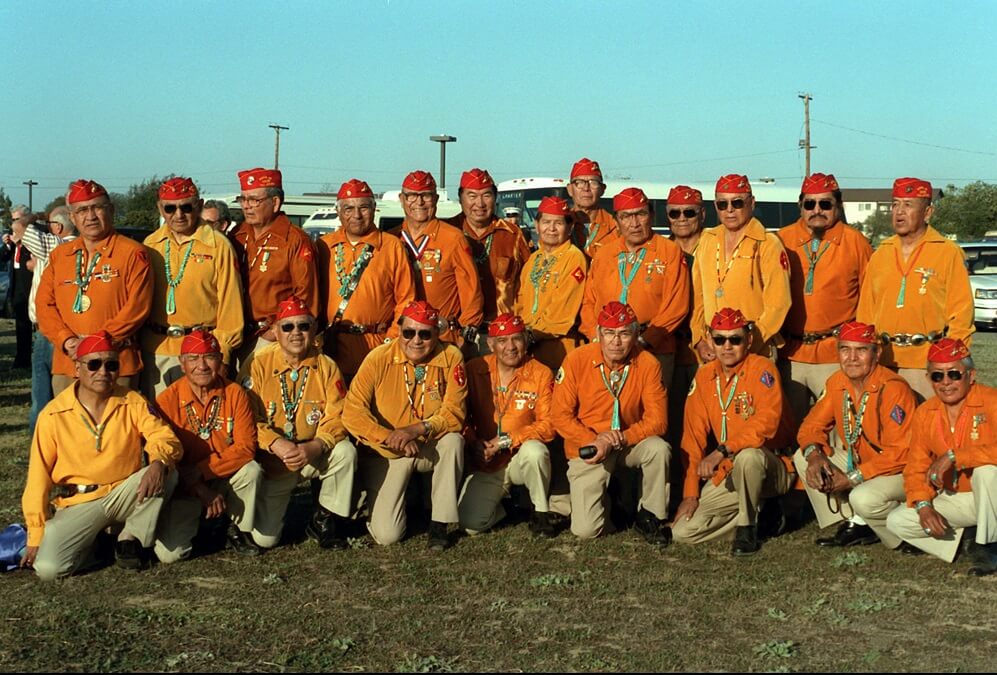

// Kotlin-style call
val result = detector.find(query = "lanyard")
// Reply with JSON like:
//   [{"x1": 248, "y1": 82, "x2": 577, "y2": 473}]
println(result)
[
  {"x1": 279, "y1": 366, "x2": 310, "y2": 439},
  {"x1": 164, "y1": 239, "x2": 196, "y2": 315},
  {"x1": 247, "y1": 231, "x2": 273, "y2": 272},
  {"x1": 401, "y1": 230, "x2": 430, "y2": 268},
  {"x1": 598, "y1": 364, "x2": 630, "y2": 431},
  {"x1": 714, "y1": 236, "x2": 746, "y2": 298},
  {"x1": 528, "y1": 252, "x2": 559, "y2": 314},
  {"x1": 79, "y1": 412, "x2": 106, "y2": 452},
  {"x1": 403, "y1": 363, "x2": 429, "y2": 419},
  {"x1": 73, "y1": 249, "x2": 102, "y2": 313},
  {"x1": 802, "y1": 238, "x2": 831, "y2": 295},
  {"x1": 893, "y1": 243, "x2": 926, "y2": 308},
  {"x1": 715, "y1": 373, "x2": 740, "y2": 444},
  {"x1": 584, "y1": 222, "x2": 600, "y2": 252},
  {"x1": 841, "y1": 390, "x2": 870, "y2": 472},
  {"x1": 185, "y1": 395, "x2": 223, "y2": 440},
  {"x1": 466, "y1": 231, "x2": 495, "y2": 267},
  {"x1": 617, "y1": 248, "x2": 646, "y2": 304},
  {"x1": 492, "y1": 371, "x2": 521, "y2": 436}
]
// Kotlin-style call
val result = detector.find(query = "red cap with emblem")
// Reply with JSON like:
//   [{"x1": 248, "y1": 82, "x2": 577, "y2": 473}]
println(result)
[
  {"x1": 401, "y1": 300, "x2": 440, "y2": 327},
  {"x1": 537, "y1": 196, "x2": 570, "y2": 217},
  {"x1": 710, "y1": 307, "x2": 749, "y2": 331},
  {"x1": 801, "y1": 173, "x2": 839, "y2": 195},
  {"x1": 837, "y1": 321, "x2": 877, "y2": 344},
  {"x1": 597, "y1": 301, "x2": 638, "y2": 328},
  {"x1": 67, "y1": 179, "x2": 108, "y2": 204},
  {"x1": 77, "y1": 331, "x2": 116, "y2": 358},
  {"x1": 402, "y1": 170, "x2": 437, "y2": 192},
  {"x1": 570, "y1": 158, "x2": 603, "y2": 180},
  {"x1": 488, "y1": 313, "x2": 525, "y2": 337},
  {"x1": 181, "y1": 329, "x2": 221, "y2": 355},
  {"x1": 276, "y1": 295, "x2": 312, "y2": 320},
  {"x1": 459, "y1": 168, "x2": 494, "y2": 190},
  {"x1": 715, "y1": 174, "x2": 752, "y2": 195},
  {"x1": 667, "y1": 185, "x2": 703, "y2": 206},
  {"x1": 927, "y1": 338, "x2": 971, "y2": 364},
  {"x1": 238, "y1": 167, "x2": 282, "y2": 191},
  {"x1": 613, "y1": 187, "x2": 648, "y2": 213},
  {"x1": 893, "y1": 177, "x2": 932, "y2": 199},
  {"x1": 159, "y1": 177, "x2": 198, "y2": 201},
  {"x1": 337, "y1": 179, "x2": 374, "y2": 200}
]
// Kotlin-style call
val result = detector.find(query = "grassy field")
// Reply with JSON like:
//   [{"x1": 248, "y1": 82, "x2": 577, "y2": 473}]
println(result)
[{"x1": 2, "y1": 322, "x2": 996, "y2": 672}]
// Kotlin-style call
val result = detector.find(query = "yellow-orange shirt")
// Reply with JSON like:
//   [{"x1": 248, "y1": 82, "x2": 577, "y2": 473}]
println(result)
[
  {"x1": 515, "y1": 239, "x2": 588, "y2": 340},
  {"x1": 23, "y1": 385, "x2": 183, "y2": 547}
]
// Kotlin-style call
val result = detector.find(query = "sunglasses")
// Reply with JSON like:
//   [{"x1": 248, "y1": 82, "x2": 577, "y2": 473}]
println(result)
[
  {"x1": 668, "y1": 208, "x2": 700, "y2": 219},
  {"x1": 401, "y1": 328, "x2": 434, "y2": 340},
  {"x1": 929, "y1": 369, "x2": 966, "y2": 383},
  {"x1": 163, "y1": 203, "x2": 196, "y2": 215},
  {"x1": 803, "y1": 199, "x2": 834, "y2": 211},
  {"x1": 84, "y1": 358, "x2": 120, "y2": 373},
  {"x1": 279, "y1": 322, "x2": 313, "y2": 333},
  {"x1": 715, "y1": 199, "x2": 748, "y2": 211},
  {"x1": 711, "y1": 335, "x2": 745, "y2": 346}
]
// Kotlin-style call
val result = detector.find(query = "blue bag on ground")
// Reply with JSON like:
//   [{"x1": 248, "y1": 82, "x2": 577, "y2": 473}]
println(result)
[{"x1": 0, "y1": 524, "x2": 27, "y2": 571}]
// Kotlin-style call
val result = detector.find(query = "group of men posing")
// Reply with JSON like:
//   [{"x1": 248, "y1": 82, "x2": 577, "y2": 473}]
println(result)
[{"x1": 17, "y1": 159, "x2": 997, "y2": 581}]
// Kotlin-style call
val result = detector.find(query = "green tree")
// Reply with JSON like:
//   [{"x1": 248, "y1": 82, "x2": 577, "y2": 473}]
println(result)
[
  {"x1": 931, "y1": 181, "x2": 997, "y2": 241},
  {"x1": 863, "y1": 209, "x2": 893, "y2": 245},
  {"x1": 44, "y1": 195, "x2": 66, "y2": 213},
  {"x1": 113, "y1": 175, "x2": 172, "y2": 231},
  {"x1": 0, "y1": 188, "x2": 12, "y2": 228}
]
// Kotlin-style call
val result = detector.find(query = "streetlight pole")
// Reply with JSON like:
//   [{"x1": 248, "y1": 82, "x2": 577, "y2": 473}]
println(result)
[
  {"x1": 269, "y1": 123, "x2": 289, "y2": 170},
  {"x1": 798, "y1": 93, "x2": 814, "y2": 177},
  {"x1": 430, "y1": 135, "x2": 457, "y2": 190},
  {"x1": 23, "y1": 180, "x2": 38, "y2": 212}
]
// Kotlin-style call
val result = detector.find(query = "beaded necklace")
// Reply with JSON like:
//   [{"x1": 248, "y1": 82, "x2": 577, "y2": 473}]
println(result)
[
  {"x1": 801, "y1": 238, "x2": 831, "y2": 295},
  {"x1": 185, "y1": 395, "x2": 223, "y2": 440},
  {"x1": 617, "y1": 248, "x2": 647, "y2": 304},
  {"x1": 79, "y1": 412, "x2": 106, "y2": 451},
  {"x1": 841, "y1": 390, "x2": 870, "y2": 472},
  {"x1": 164, "y1": 239, "x2": 196, "y2": 315},
  {"x1": 467, "y1": 231, "x2": 495, "y2": 266},
  {"x1": 403, "y1": 363, "x2": 428, "y2": 418},
  {"x1": 715, "y1": 373, "x2": 741, "y2": 443},
  {"x1": 278, "y1": 366, "x2": 310, "y2": 438},
  {"x1": 713, "y1": 236, "x2": 747, "y2": 299},
  {"x1": 599, "y1": 364, "x2": 631, "y2": 431},
  {"x1": 72, "y1": 249, "x2": 102, "y2": 313},
  {"x1": 528, "y1": 251, "x2": 560, "y2": 314}
]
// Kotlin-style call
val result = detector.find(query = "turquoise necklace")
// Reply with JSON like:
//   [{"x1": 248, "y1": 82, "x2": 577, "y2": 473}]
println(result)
[
  {"x1": 841, "y1": 391, "x2": 870, "y2": 473},
  {"x1": 528, "y1": 251, "x2": 560, "y2": 314},
  {"x1": 72, "y1": 249, "x2": 102, "y2": 313},
  {"x1": 617, "y1": 248, "x2": 646, "y2": 304},
  {"x1": 599, "y1": 364, "x2": 631, "y2": 431},
  {"x1": 164, "y1": 239, "x2": 196, "y2": 315}
]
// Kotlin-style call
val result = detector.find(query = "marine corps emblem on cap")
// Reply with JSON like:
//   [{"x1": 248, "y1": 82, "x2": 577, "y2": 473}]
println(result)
[
  {"x1": 537, "y1": 196, "x2": 570, "y2": 217},
  {"x1": 238, "y1": 167, "x2": 282, "y2": 191},
  {"x1": 570, "y1": 158, "x2": 603, "y2": 180},
  {"x1": 487, "y1": 313, "x2": 525, "y2": 337},
  {"x1": 612, "y1": 188, "x2": 649, "y2": 213},
  {"x1": 337, "y1": 179, "x2": 374, "y2": 200},
  {"x1": 927, "y1": 338, "x2": 971, "y2": 364},
  {"x1": 459, "y1": 168, "x2": 495, "y2": 190},
  {"x1": 67, "y1": 179, "x2": 109, "y2": 204},
  {"x1": 893, "y1": 177, "x2": 932, "y2": 199},
  {"x1": 402, "y1": 171, "x2": 437, "y2": 192},
  {"x1": 401, "y1": 300, "x2": 440, "y2": 327},
  {"x1": 276, "y1": 295, "x2": 311, "y2": 320},
  {"x1": 715, "y1": 174, "x2": 752, "y2": 195},
  {"x1": 667, "y1": 185, "x2": 703, "y2": 205},
  {"x1": 801, "y1": 173, "x2": 840, "y2": 194},
  {"x1": 597, "y1": 301, "x2": 638, "y2": 328},
  {"x1": 710, "y1": 307, "x2": 749, "y2": 331},
  {"x1": 159, "y1": 177, "x2": 198, "y2": 201},
  {"x1": 837, "y1": 321, "x2": 877, "y2": 344},
  {"x1": 181, "y1": 329, "x2": 221, "y2": 355}
]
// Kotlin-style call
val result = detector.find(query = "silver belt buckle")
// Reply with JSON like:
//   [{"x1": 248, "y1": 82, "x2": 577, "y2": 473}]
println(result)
[
  {"x1": 348, "y1": 325, "x2": 365, "y2": 335},
  {"x1": 167, "y1": 325, "x2": 185, "y2": 338},
  {"x1": 909, "y1": 333, "x2": 929, "y2": 346},
  {"x1": 257, "y1": 320, "x2": 270, "y2": 331}
]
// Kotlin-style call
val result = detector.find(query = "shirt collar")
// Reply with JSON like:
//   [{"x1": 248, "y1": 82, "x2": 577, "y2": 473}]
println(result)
[
  {"x1": 148, "y1": 223, "x2": 217, "y2": 248},
  {"x1": 325, "y1": 227, "x2": 383, "y2": 250},
  {"x1": 175, "y1": 375, "x2": 228, "y2": 407},
  {"x1": 65, "y1": 231, "x2": 121, "y2": 258},
  {"x1": 390, "y1": 339, "x2": 451, "y2": 368},
  {"x1": 50, "y1": 382, "x2": 129, "y2": 417}
]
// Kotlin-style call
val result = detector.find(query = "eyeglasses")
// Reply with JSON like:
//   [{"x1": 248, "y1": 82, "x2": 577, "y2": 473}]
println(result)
[
  {"x1": 236, "y1": 195, "x2": 271, "y2": 208},
  {"x1": 72, "y1": 203, "x2": 111, "y2": 216},
  {"x1": 84, "y1": 358, "x2": 120, "y2": 373},
  {"x1": 401, "y1": 328, "x2": 434, "y2": 340},
  {"x1": 402, "y1": 192, "x2": 435, "y2": 202},
  {"x1": 929, "y1": 369, "x2": 966, "y2": 383},
  {"x1": 570, "y1": 179, "x2": 602, "y2": 189},
  {"x1": 803, "y1": 199, "x2": 834, "y2": 211},
  {"x1": 163, "y1": 203, "x2": 196, "y2": 215},
  {"x1": 711, "y1": 334, "x2": 745, "y2": 346},
  {"x1": 668, "y1": 208, "x2": 700, "y2": 219},
  {"x1": 600, "y1": 330, "x2": 635, "y2": 342},
  {"x1": 618, "y1": 209, "x2": 650, "y2": 222},
  {"x1": 279, "y1": 321, "x2": 313, "y2": 333},
  {"x1": 715, "y1": 199, "x2": 748, "y2": 211}
]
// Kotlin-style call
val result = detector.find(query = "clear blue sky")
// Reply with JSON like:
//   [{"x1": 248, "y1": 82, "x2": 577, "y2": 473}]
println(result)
[{"x1": 3, "y1": 0, "x2": 996, "y2": 207}]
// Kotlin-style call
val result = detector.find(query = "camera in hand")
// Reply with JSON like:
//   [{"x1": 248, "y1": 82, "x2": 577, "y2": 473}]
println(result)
[{"x1": 578, "y1": 445, "x2": 597, "y2": 460}]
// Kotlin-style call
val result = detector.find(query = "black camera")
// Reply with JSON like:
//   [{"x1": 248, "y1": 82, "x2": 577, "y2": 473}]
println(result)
[{"x1": 578, "y1": 445, "x2": 597, "y2": 460}]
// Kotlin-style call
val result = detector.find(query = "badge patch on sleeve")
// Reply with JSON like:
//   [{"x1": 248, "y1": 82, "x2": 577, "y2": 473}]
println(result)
[
  {"x1": 760, "y1": 371, "x2": 775, "y2": 388},
  {"x1": 335, "y1": 379, "x2": 347, "y2": 399},
  {"x1": 555, "y1": 367, "x2": 565, "y2": 384},
  {"x1": 454, "y1": 364, "x2": 466, "y2": 387},
  {"x1": 890, "y1": 404, "x2": 906, "y2": 425},
  {"x1": 298, "y1": 245, "x2": 314, "y2": 260},
  {"x1": 779, "y1": 251, "x2": 789, "y2": 270},
  {"x1": 571, "y1": 267, "x2": 585, "y2": 283}
]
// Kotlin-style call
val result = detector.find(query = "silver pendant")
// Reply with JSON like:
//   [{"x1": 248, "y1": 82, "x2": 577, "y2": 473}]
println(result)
[
  {"x1": 715, "y1": 287, "x2": 724, "y2": 298},
  {"x1": 199, "y1": 430, "x2": 211, "y2": 440},
  {"x1": 284, "y1": 421, "x2": 295, "y2": 436}
]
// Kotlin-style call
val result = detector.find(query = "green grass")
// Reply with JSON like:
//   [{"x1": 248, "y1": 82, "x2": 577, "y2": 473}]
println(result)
[{"x1": 2, "y1": 323, "x2": 997, "y2": 671}]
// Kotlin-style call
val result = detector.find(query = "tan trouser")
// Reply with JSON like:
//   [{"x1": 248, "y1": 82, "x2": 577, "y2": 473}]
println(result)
[
  {"x1": 886, "y1": 464, "x2": 997, "y2": 562},
  {"x1": 672, "y1": 447, "x2": 791, "y2": 544},
  {"x1": 897, "y1": 368, "x2": 934, "y2": 404},
  {"x1": 52, "y1": 374, "x2": 137, "y2": 396},
  {"x1": 566, "y1": 436, "x2": 670, "y2": 539},
  {"x1": 251, "y1": 439, "x2": 357, "y2": 549},
  {"x1": 780, "y1": 360, "x2": 839, "y2": 426},
  {"x1": 140, "y1": 352, "x2": 183, "y2": 400},
  {"x1": 153, "y1": 461, "x2": 263, "y2": 564},
  {"x1": 33, "y1": 467, "x2": 177, "y2": 581},
  {"x1": 458, "y1": 440, "x2": 551, "y2": 534}
]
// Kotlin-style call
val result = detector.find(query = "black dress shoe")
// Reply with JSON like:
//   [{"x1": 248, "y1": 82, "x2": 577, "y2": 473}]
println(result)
[
  {"x1": 966, "y1": 541, "x2": 997, "y2": 577},
  {"x1": 427, "y1": 521, "x2": 450, "y2": 551},
  {"x1": 226, "y1": 522, "x2": 262, "y2": 556},
  {"x1": 816, "y1": 522, "x2": 880, "y2": 547},
  {"x1": 896, "y1": 541, "x2": 924, "y2": 556},
  {"x1": 635, "y1": 508, "x2": 671, "y2": 548},
  {"x1": 732, "y1": 525, "x2": 760, "y2": 556},
  {"x1": 114, "y1": 539, "x2": 144, "y2": 570},
  {"x1": 306, "y1": 506, "x2": 348, "y2": 550},
  {"x1": 528, "y1": 512, "x2": 557, "y2": 539},
  {"x1": 758, "y1": 499, "x2": 787, "y2": 539}
]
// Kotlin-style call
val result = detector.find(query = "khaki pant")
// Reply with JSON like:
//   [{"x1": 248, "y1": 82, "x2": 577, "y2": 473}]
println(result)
[
  {"x1": 153, "y1": 461, "x2": 263, "y2": 563},
  {"x1": 251, "y1": 439, "x2": 357, "y2": 549},
  {"x1": 33, "y1": 467, "x2": 177, "y2": 581},
  {"x1": 780, "y1": 360, "x2": 839, "y2": 426},
  {"x1": 886, "y1": 464, "x2": 997, "y2": 562},
  {"x1": 792, "y1": 450, "x2": 905, "y2": 547},
  {"x1": 362, "y1": 432, "x2": 464, "y2": 546},
  {"x1": 458, "y1": 440, "x2": 550, "y2": 534},
  {"x1": 140, "y1": 352, "x2": 183, "y2": 400},
  {"x1": 52, "y1": 374, "x2": 137, "y2": 396},
  {"x1": 897, "y1": 368, "x2": 934, "y2": 404},
  {"x1": 672, "y1": 448, "x2": 791, "y2": 544},
  {"x1": 567, "y1": 436, "x2": 670, "y2": 540}
]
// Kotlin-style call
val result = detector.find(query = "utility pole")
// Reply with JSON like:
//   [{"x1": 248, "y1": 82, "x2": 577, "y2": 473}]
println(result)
[
  {"x1": 269, "y1": 123, "x2": 289, "y2": 170},
  {"x1": 798, "y1": 93, "x2": 814, "y2": 177},
  {"x1": 430, "y1": 135, "x2": 457, "y2": 190},
  {"x1": 23, "y1": 180, "x2": 38, "y2": 212}
]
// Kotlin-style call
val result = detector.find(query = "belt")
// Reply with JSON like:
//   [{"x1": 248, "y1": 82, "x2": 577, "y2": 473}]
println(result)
[
  {"x1": 54, "y1": 483, "x2": 100, "y2": 499},
  {"x1": 787, "y1": 325, "x2": 841, "y2": 345},
  {"x1": 329, "y1": 321, "x2": 390, "y2": 335},
  {"x1": 149, "y1": 323, "x2": 215, "y2": 338},
  {"x1": 881, "y1": 328, "x2": 948, "y2": 347}
]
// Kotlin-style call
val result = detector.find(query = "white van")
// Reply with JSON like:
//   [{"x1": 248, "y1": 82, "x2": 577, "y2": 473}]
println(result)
[{"x1": 302, "y1": 198, "x2": 463, "y2": 238}]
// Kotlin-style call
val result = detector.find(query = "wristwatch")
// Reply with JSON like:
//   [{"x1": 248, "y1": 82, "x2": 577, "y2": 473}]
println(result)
[
  {"x1": 421, "y1": 420, "x2": 432, "y2": 436},
  {"x1": 716, "y1": 444, "x2": 731, "y2": 458},
  {"x1": 461, "y1": 326, "x2": 479, "y2": 343},
  {"x1": 497, "y1": 434, "x2": 513, "y2": 451}
]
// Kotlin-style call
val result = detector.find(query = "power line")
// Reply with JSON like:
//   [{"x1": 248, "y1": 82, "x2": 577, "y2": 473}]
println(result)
[{"x1": 813, "y1": 119, "x2": 997, "y2": 157}]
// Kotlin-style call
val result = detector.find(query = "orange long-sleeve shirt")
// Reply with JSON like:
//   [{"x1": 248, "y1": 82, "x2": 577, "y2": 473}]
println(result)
[
  {"x1": 448, "y1": 214, "x2": 531, "y2": 320},
  {"x1": 857, "y1": 227, "x2": 974, "y2": 369},
  {"x1": 343, "y1": 340, "x2": 467, "y2": 459},
  {"x1": 903, "y1": 383, "x2": 997, "y2": 507},
  {"x1": 22, "y1": 385, "x2": 183, "y2": 547},
  {"x1": 230, "y1": 213, "x2": 319, "y2": 328},
  {"x1": 156, "y1": 376, "x2": 257, "y2": 481},
  {"x1": 797, "y1": 365, "x2": 915, "y2": 480},
  {"x1": 680, "y1": 354, "x2": 795, "y2": 497},
  {"x1": 390, "y1": 218, "x2": 484, "y2": 343},
  {"x1": 777, "y1": 219, "x2": 872, "y2": 364},
  {"x1": 571, "y1": 207, "x2": 618, "y2": 259},
  {"x1": 142, "y1": 224, "x2": 245, "y2": 364},
  {"x1": 316, "y1": 228, "x2": 415, "y2": 376},
  {"x1": 581, "y1": 234, "x2": 690, "y2": 355},
  {"x1": 550, "y1": 342, "x2": 667, "y2": 460},
  {"x1": 464, "y1": 354, "x2": 555, "y2": 472},
  {"x1": 37, "y1": 232, "x2": 153, "y2": 377},
  {"x1": 515, "y1": 240, "x2": 588, "y2": 340},
  {"x1": 690, "y1": 219, "x2": 791, "y2": 354}
]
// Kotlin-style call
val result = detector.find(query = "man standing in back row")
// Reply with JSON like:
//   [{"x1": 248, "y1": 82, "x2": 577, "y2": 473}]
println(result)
[{"x1": 567, "y1": 158, "x2": 618, "y2": 260}]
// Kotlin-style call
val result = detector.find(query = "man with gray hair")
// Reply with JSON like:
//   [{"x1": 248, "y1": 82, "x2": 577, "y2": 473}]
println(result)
[
  {"x1": 20, "y1": 205, "x2": 77, "y2": 435},
  {"x1": 1, "y1": 205, "x2": 34, "y2": 370},
  {"x1": 202, "y1": 199, "x2": 234, "y2": 234}
]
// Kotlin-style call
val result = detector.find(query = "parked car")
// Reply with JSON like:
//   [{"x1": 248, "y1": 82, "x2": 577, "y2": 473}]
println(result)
[{"x1": 960, "y1": 242, "x2": 997, "y2": 329}]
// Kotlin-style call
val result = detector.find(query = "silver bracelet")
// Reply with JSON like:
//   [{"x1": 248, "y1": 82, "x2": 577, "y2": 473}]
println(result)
[
  {"x1": 847, "y1": 469, "x2": 864, "y2": 486},
  {"x1": 802, "y1": 444, "x2": 821, "y2": 460},
  {"x1": 497, "y1": 434, "x2": 513, "y2": 451},
  {"x1": 915, "y1": 500, "x2": 932, "y2": 511}
]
